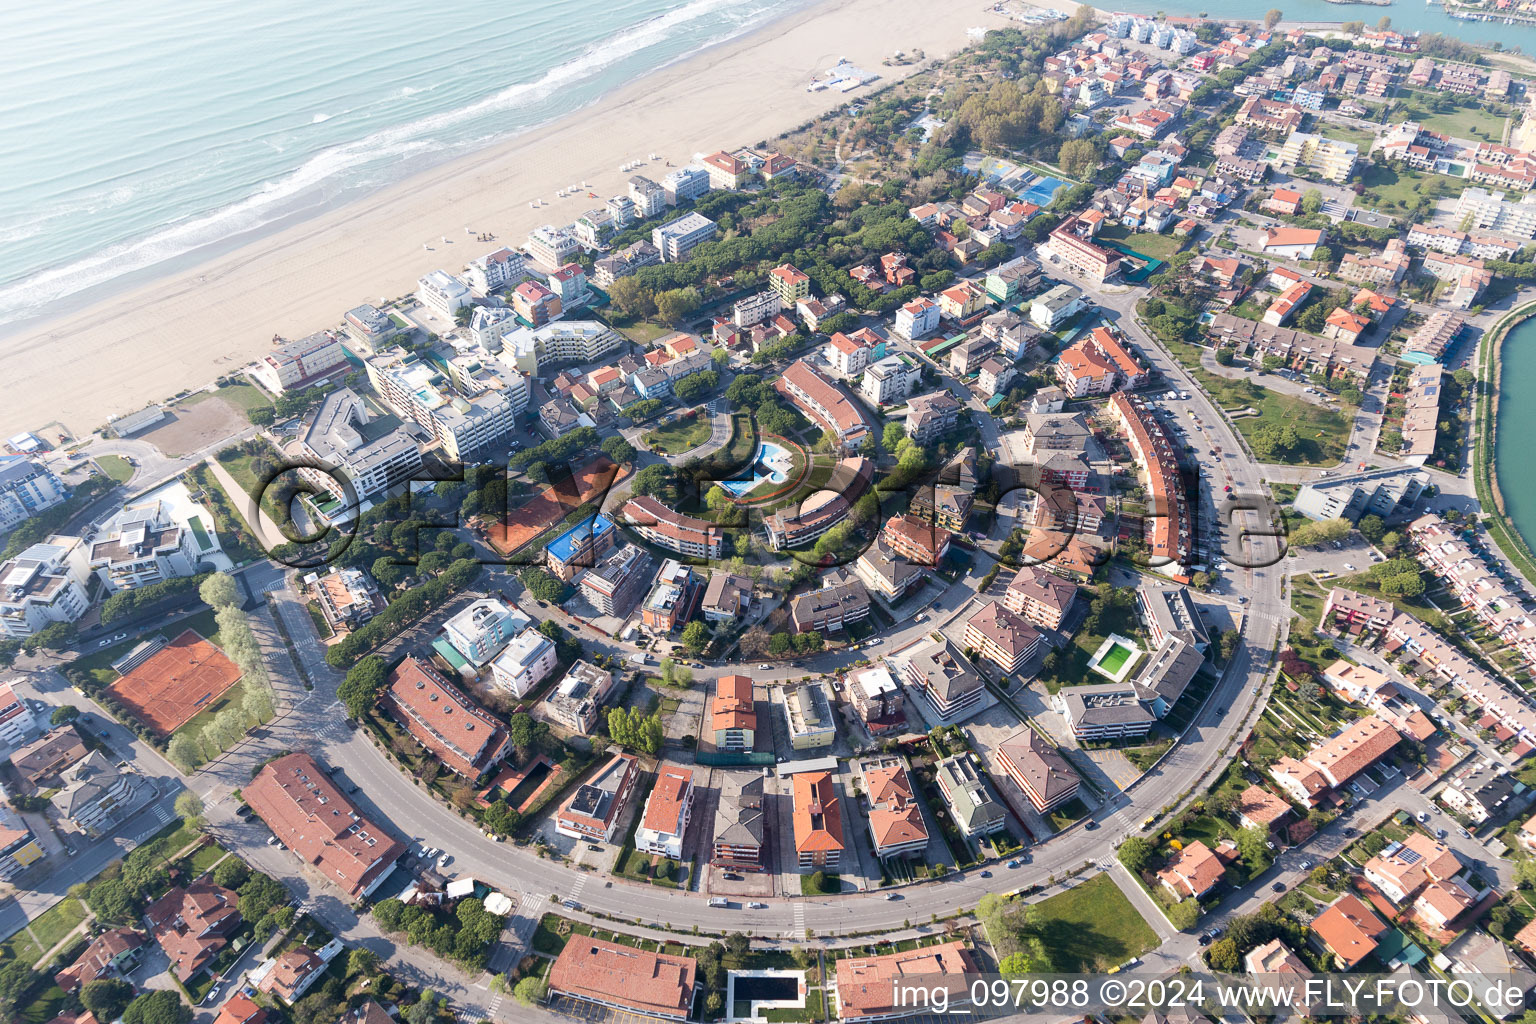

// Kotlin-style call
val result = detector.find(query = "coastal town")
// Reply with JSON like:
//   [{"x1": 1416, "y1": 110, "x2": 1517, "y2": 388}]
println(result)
[{"x1": 9, "y1": 5, "x2": 1536, "y2": 1024}]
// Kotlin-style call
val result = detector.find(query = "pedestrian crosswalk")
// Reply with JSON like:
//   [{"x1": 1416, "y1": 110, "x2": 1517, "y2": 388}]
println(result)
[
  {"x1": 152, "y1": 804, "x2": 173, "y2": 825},
  {"x1": 790, "y1": 901, "x2": 806, "y2": 939},
  {"x1": 567, "y1": 874, "x2": 588, "y2": 902},
  {"x1": 485, "y1": 991, "x2": 504, "y2": 1019}
]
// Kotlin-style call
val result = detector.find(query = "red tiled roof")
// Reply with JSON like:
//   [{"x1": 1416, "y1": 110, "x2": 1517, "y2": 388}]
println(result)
[
  {"x1": 1311, "y1": 894, "x2": 1388, "y2": 967},
  {"x1": 793, "y1": 771, "x2": 845, "y2": 854},
  {"x1": 246, "y1": 752, "x2": 405, "y2": 898},
  {"x1": 384, "y1": 656, "x2": 508, "y2": 779},
  {"x1": 549, "y1": 937, "x2": 697, "y2": 1018}
]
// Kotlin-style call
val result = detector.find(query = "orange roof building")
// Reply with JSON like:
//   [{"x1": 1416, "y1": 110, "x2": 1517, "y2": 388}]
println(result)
[
  {"x1": 776, "y1": 359, "x2": 874, "y2": 447},
  {"x1": 861, "y1": 759, "x2": 928, "y2": 859},
  {"x1": 383, "y1": 656, "x2": 509, "y2": 780},
  {"x1": 258, "y1": 946, "x2": 324, "y2": 1004},
  {"x1": 212, "y1": 995, "x2": 268, "y2": 1024},
  {"x1": 710, "y1": 675, "x2": 756, "y2": 752},
  {"x1": 144, "y1": 883, "x2": 241, "y2": 982},
  {"x1": 835, "y1": 942, "x2": 980, "y2": 1020},
  {"x1": 793, "y1": 770, "x2": 845, "y2": 871},
  {"x1": 1304, "y1": 716, "x2": 1399, "y2": 788},
  {"x1": 245, "y1": 752, "x2": 405, "y2": 899},
  {"x1": 1236, "y1": 785, "x2": 1292, "y2": 832},
  {"x1": 1311, "y1": 894, "x2": 1388, "y2": 969},
  {"x1": 548, "y1": 937, "x2": 698, "y2": 1021},
  {"x1": 636, "y1": 764, "x2": 696, "y2": 859},
  {"x1": 1157, "y1": 840, "x2": 1226, "y2": 900}
]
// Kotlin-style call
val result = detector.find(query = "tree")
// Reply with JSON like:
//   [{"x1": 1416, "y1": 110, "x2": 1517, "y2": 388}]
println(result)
[
  {"x1": 769, "y1": 632, "x2": 792, "y2": 656},
  {"x1": 174, "y1": 791, "x2": 205, "y2": 829},
  {"x1": 1166, "y1": 898, "x2": 1200, "y2": 931},
  {"x1": 81, "y1": 979, "x2": 136, "y2": 1021},
  {"x1": 0, "y1": 961, "x2": 35, "y2": 1016},
  {"x1": 87, "y1": 878, "x2": 140, "y2": 923},
  {"x1": 810, "y1": 870, "x2": 829, "y2": 894},
  {"x1": 724, "y1": 931, "x2": 750, "y2": 957},
  {"x1": 1235, "y1": 826, "x2": 1270, "y2": 869},
  {"x1": 50, "y1": 705, "x2": 80, "y2": 725},
  {"x1": 1214, "y1": 348, "x2": 1235, "y2": 366},
  {"x1": 883, "y1": 422, "x2": 906, "y2": 451},
  {"x1": 681, "y1": 621, "x2": 710, "y2": 654},
  {"x1": 338, "y1": 655, "x2": 389, "y2": 719},
  {"x1": 373, "y1": 898, "x2": 406, "y2": 932},
  {"x1": 248, "y1": 406, "x2": 275, "y2": 426},
  {"x1": 1117, "y1": 836, "x2": 1154, "y2": 874},
  {"x1": 600, "y1": 436, "x2": 636, "y2": 466},
  {"x1": 212, "y1": 858, "x2": 250, "y2": 890},
  {"x1": 123, "y1": 990, "x2": 192, "y2": 1024},
  {"x1": 199, "y1": 572, "x2": 239, "y2": 610},
  {"x1": 1357, "y1": 514, "x2": 1385, "y2": 544},
  {"x1": 513, "y1": 978, "x2": 548, "y2": 1007},
  {"x1": 656, "y1": 286, "x2": 702, "y2": 323},
  {"x1": 1057, "y1": 138, "x2": 1099, "y2": 179},
  {"x1": 1264, "y1": 7, "x2": 1283, "y2": 27},
  {"x1": 1291, "y1": 517, "x2": 1351, "y2": 548},
  {"x1": 608, "y1": 277, "x2": 656, "y2": 317},
  {"x1": 1300, "y1": 189, "x2": 1323, "y2": 216},
  {"x1": 23, "y1": 620, "x2": 76, "y2": 652},
  {"x1": 1207, "y1": 937, "x2": 1240, "y2": 971}
]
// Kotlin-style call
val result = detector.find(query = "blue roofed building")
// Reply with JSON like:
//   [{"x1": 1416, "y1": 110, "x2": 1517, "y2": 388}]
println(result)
[{"x1": 547, "y1": 514, "x2": 619, "y2": 581}]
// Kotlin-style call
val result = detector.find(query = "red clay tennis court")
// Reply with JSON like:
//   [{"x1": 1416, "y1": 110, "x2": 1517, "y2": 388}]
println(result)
[
  {"x1": 107, "y1": 629, "x2": 243, "y2": 737},
  {"x1": 485, "y1": 456, "x2": 625, "y2": 556}
]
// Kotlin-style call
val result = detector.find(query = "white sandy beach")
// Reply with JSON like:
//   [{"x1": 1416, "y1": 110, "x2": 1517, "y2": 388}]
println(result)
[{"x1": 0, "y1": 0, "x2": 1016, "y2": 439}]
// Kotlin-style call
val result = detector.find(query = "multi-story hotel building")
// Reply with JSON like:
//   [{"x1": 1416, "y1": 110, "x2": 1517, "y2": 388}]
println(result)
[
  {"x1": 1277, "y1": 131, "x2": 1358, "y2": 182},
  {"x1": 464, "y1": 247, "x2": 527, "y2": 293},
  {"x1": 1042, "y1": 216, "x2": 1122, "y2": 285},
  {"x1": 621, "y1": 496, "x2": 724, "y2": 559},
  {"x1": 660, "y1": 164, "x2": 710, "y2": 205},
  {"x1": 903, "y1": 638, "x2": 985, "y2": 724},
  {"x1": 0, "y1": 537, "x2": 91, "y2": 639},
  {"x1": 935, "y1": 755, "x2": 1007, "y2": 837},
  {"x1": 88, "y1": 500, "x2": 200, "y2": 593},
  {"x1": 652, "y1": 212, "x2": 718, "y2": 262},
  {"x1": 252, "y1": 331, "x2": 350, "y2": 394},
  {"x1": 366, "y1": 352, "x2": 517, "y2": 463},
  {"x1": 996, "y1": 728, "x2": 1082, "y2": 812},
  {"x1": 0, "y1": 457, "x2": 67, "y2": 531},
  {"x1": 777, "y1": 360, "x2": 874, "y2": 448},
  {"x1": 556, "y1": 752, "x2": 639, "y2": 843},
  {"x1": 577, "y1": 545, "x2": 652, "y2": 617},
  {"x1": 488, "y1": 628, "x2": 559, "y2": 698},
  {"x1": 416, "y1": 270, "x2": 472, "y2": 317},
  {"x1": 526, "y1": 224, "x2": 579, "y2": 267},
  {"x1": 383, "y1": 656, "x2": 509, "y2": 779},
  {"x1": 294, "y1": 388, "x2": 422, "y2": 524},
  {"x1": 635, "y1": 764, "x2": 695, "y2": 858},
  {"x1": 764, "y1": 458, "x2": 873, "y2": 551},
  {"x1": 628, "y1": 175, "x2": 668, "y2": 217}
]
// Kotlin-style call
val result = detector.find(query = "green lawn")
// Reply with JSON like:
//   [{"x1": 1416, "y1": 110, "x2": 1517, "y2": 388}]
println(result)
[
  {"x1": 800, "y1": 872, "x2": 841, "y2": 895},
  {"x1": 1176, "y1": 356, "x2": 1353, "y2": 465},
  {"x1": 1316, "y1": 122, "x2": 1377, "y2": 149},
  {"x1": 179, "y1": 382, "x2": 273, "y2": 414},
  {"x1": 95, "y1": 455, "x2": 135, "y2": 484},
  {"x1": 1029, "y1": 873, "x2": 1159, "y2": 972},
  {"x1": 1355, "y1": 161, "x2": 1474, "y2": 215},
  {"x1": 1097, "y1": 224, "x2": 1185, "y2": 261},
  {"x1": 1, "y1": 896, "x2": 86, "y2": 966},
  {"x1": 644, "y1": 412, "x2": 713, "y2": 455},
  {"x1": 1329, "y1": 570, "x2": 1454, "y2": 634},
  {"x1": 1290, "y1": 575, "x2": 1328, "y2": 631},
  {"x1": 1397, "y1": 91, "x2": 1512, "y2": 143}
]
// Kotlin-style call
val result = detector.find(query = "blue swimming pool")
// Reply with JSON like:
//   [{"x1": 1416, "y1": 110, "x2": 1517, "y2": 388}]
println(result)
[{"x1": 720, "y1": 442, "x2": 792, "y2": 497}]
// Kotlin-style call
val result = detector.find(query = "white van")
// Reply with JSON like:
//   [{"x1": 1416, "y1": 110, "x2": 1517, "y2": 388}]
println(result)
[{"x1": 708, "y1": 897, "x2": 729, "y2": 908}]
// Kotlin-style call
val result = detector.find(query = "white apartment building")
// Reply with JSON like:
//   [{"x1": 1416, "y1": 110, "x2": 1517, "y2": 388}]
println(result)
[
  {"x1": 894, "y1": 298, "x2": 940, "y2": 340},
  {"x1": 488, "y1": 627, "x2": 559, "y2": 697},
  {"x1": 0, "y1": 457, "x2": 67, "y2": 532},
  {"x1": 0, "y1": 684, "x2": 38, "y2": 750},
  {"x1": 861, "y1": 355, "x2": 922, "y2": 406},
  {"x1": 0, "y1": 537, "x2": 91, "y2": 639},
  {"x1": 468, "y1": 306, "x2": 519, "y2": 352},
  {"x1": 416, "y1": 270, "x2": 472, "y2": 317},
  {"x1": 365, "y1": 352, "x2": 518, "y2": 463},
  {"x1": 635, "y1": 764, "x2": 695, "y2": 859},
  {"x1": 1030, "y1": 284, "x2": 1086, "y2": 330},
  {"x1": 295, "y1": 388, "x2": 422, "y2": 524},
  {"x1": 342, "y1": 304, "x2": 401, "y2": 353},
  {"x1": 628, "y1": 175, "x2": 668, "y2": 218},
  {"x1": 443, "y1": 597, "x2": 530, "y2": 668},
  {"x1": 732, "y1": 290, "x2": 782, "y2": 328},
  {"x1": 251, "y1": 332, "x2": 350, "y2": 394},
  {"x1": 88, "y1": 500, "x2": 199, "y2": 592},
  {"x1": 464, "y1": 247, "x2": 528, "y2": 293},
  {"x1": 652, "y1": 212, "x2": 718, "y2": 262},
  {"x1": 496, "y1": 320, "x2": 623, "y2": 376},
  {"x1": 526, "y1": 225, "x2": 579, "y2": 267},
  {"x1": 661, "y1": 165, "x2": 711, "y2": 205},
  {"x1": 1454, "y1": 187, "x2": 1536, "y2": 239}
]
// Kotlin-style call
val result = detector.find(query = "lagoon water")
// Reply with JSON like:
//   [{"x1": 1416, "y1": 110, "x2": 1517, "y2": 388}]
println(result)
[
  {"x1": 0, "y1": 0, "x2": 808, "y2": 328},
  {"x1": 1495, "y1": 318, "x2": 1536, "y2": 550}
]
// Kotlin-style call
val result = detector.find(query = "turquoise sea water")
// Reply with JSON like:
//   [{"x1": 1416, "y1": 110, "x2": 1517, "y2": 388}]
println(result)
[
  {"x1": 1105, "y1": 0, "x2": 1536, "y2": 48},
  {"x1": 0, "y1": 0, "x2": 806, "y2": 327}
]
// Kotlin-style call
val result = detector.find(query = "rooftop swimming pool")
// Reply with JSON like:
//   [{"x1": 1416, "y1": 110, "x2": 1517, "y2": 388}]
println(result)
[{"x1": 720, "y1": 441, "x2": 793, "y2": 497}]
